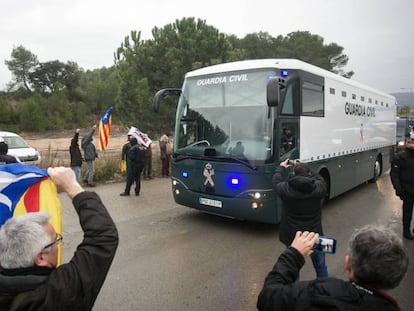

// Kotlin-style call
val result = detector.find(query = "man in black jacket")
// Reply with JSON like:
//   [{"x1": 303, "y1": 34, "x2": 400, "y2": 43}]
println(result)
[
  {"x1": 69, "y1": 128, "x2": 83, "y2": 183},
  {"x1": 272, "y1": 159, "x2": 327, "y2": 277},
  {"x1": 0, "y1": 167, "x2": 119, "y2": 310},
  {"x1": 120, "y1": 137, "x2": 145, "y2": 196},
  {"x1": 390, "y1": 136, "x2": 414, "y2": 240},
  {"x1": 257, "y1": 226, "x2": 408, "y2": 311}
]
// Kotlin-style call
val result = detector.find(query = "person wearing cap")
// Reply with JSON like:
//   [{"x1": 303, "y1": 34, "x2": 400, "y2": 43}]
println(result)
[
  {"x1": 391, "y1": 133, "x2": 414, "y2": 240},
  {"x1": 0, "y1": 141, "x2": 18, "y2": 164}
]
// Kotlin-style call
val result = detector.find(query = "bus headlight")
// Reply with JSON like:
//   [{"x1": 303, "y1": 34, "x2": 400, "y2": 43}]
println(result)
[
  {"x1": 251, "y1": 202, "x2": 264, "y2": 209},
  {"x1": 245, "y1": 191, "x2": 267, "y2": 199}
]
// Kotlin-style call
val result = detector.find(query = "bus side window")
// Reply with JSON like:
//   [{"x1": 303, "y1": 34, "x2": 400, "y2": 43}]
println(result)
[{"x1": 302, "y1": 81, "x2": 324, "y2": 117}]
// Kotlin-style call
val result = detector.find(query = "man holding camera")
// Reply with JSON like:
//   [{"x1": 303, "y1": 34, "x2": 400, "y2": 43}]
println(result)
[
  {"x1": 272, "y1": 159, "x2": 328, "y2": 277},
  {"x1": 257, "y1": 225, "x2": 408, "y2": 310}
]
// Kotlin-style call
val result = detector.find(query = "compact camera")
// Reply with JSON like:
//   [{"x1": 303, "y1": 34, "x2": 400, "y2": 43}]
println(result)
[
  {"x1": 287, "y1": 159, "x2": 299, "y2": 165},
  {"x1": 313, "y1": 236, "x2": 337, "y2": 254}
]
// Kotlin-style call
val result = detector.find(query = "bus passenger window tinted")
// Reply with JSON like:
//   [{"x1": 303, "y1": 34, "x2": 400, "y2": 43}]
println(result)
[{"x1": 302, "y1": 81, "x2": 324, "y2": 117}]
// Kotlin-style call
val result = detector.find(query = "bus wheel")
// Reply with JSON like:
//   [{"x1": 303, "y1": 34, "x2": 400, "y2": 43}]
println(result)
[{"x1": 369, "y1": 157, "x2": 381, "y2": 183}]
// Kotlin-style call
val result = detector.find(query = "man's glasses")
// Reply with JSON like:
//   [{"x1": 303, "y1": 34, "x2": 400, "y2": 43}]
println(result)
[{"x1": 43, "y1": 233, "x2": 63, "y2": 250}]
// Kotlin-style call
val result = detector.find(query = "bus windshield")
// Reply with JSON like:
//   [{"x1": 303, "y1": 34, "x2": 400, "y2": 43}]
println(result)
[{"x1": 175, "y1": 69, "x2": 276, "y2": 164}]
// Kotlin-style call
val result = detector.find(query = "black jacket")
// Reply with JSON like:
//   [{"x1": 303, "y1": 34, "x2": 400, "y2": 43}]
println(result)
[
  {"x1": 127, "y1": 138, "x2": 145, "y2": 165},
  {"x1": 0, "y1": 191, "x2": 119, "y2": 311},
  {"x1": 390, "y1": 148, "x2": 414, "y2": 197},
  {"x1": 272, "y1": 166, "x2": 326, "y2": 246},
  {"x1": 257, "y1": 247, "x2": 401, "y2": 311},
  {"x1": 69, "y1": 132, "x2": 83, "y2": 167},
  {"x1": 0, "y1": 154, "x2": 18, "y2": 164}
]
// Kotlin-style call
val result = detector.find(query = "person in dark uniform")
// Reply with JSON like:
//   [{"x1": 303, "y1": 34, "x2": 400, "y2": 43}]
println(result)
[
  {"x1": 391, "y1": 135, "x2": 414, "y2": 240},
  {"x1": 120, "y1": 137, "x2": 145, "y2": 196}
]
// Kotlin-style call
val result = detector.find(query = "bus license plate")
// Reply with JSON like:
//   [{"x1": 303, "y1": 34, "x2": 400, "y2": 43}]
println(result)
[{"x1": 199, "y1": 197, "x2": 222, "y2": 208}]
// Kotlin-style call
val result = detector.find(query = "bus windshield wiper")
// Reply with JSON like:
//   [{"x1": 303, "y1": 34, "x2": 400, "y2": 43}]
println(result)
[
  {"x1": 174, "y1": 153, "x2": 257, "y2": 170},
  {"x1": 214, "y1": 156, "x2": 257, "y2": 170}
]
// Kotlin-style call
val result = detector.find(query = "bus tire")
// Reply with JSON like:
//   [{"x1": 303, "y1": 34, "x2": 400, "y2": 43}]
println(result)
[{"x1": 369, "y1": 156, "x2": 382, "y2": 183}]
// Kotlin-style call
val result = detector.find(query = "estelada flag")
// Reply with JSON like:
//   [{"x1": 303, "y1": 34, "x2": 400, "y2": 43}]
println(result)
[
  {"x1": 0, "y1": 163, "x2": 63, "y2": 265},
  {"x1": 99, "y1": 107, "x2": 113, "y2": 151}
]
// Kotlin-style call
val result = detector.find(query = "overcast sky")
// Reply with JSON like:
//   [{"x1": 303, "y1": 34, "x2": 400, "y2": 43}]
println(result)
[{"x1": 1, "y1": 0, "x2": 413, "y2": 93}]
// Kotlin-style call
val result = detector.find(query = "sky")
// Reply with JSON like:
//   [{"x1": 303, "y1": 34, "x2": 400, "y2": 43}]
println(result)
[{"x1": 1, "y1": 0, "x2": 413, "y2": 94}]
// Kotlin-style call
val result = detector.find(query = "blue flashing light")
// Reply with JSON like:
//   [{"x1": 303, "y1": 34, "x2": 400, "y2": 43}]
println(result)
[
  {"x1": 226, "y1": 175, "x2": 242, "y2": 188},
  {"x1": 280, "y1": 70, "x2": 289, "y2": 77},
  {"x1": 182, "y1": 171, "x2": 188, "y2": 178}
]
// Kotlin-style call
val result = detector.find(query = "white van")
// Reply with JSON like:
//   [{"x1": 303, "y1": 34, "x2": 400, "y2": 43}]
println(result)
[{"x1": 0, "y1": 131, "x2": 41, "y2": 165}]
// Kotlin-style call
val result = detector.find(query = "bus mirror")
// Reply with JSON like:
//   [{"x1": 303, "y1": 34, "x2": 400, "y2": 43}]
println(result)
[
  {"x1": 153, "y1": 88, "x2": 182, "y2": 112},
  {"x1": 267, "y1": 78, "x2": 280, "y2": 107}
]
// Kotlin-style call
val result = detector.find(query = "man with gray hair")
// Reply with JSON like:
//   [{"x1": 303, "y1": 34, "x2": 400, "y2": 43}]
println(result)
[
  {"x1": 0, "y1": 167, "x2": 119, "y2": 310},
  {"x1": 257, "y1": 225, "x2": 409, "y2": 310}
]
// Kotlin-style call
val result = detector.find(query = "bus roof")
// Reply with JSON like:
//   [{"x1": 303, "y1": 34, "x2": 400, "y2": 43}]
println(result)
[{"x1": 185, "y1": 59, "x2": 394, "y2": 100}]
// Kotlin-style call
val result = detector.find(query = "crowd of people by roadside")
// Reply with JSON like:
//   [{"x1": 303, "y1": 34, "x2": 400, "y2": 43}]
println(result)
[{"x1": 67, "y1": 127, "x2": 173, "y2": 191}]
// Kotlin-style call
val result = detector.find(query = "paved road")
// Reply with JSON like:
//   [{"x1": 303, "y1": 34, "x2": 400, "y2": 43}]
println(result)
[{"x1": 58, "y1": 174, "x2": 413, "y2": 311}]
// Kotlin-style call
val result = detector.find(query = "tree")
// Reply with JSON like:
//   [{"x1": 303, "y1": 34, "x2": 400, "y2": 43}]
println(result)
[
  {"x1": 78, "y1": 67, "x2": 118, "y2": 116},
  {"x1": 5, "y1": 45, "x2": 38, "y2": 92},
  {"x1": 274, "y1": 31, "x2": 353, "y2": 77},
  {"x1": 114, "y1": 18, "x2": 235, "y2": 130},
  {"x1": 398, "y1": 105, "x2": 411, "y2": 117},
  {"x1": 236, "y1": 31, "x2": 280, "y2": 59},
  {"x1": 19, "y1": 93, "x2": 45, "y2": 131},
  {"x1": 29, "y1": 60, "x2": 82, "y2": 99}
]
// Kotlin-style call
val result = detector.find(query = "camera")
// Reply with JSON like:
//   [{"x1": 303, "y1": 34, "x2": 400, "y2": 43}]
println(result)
[
  {"x1": 287, "y1": 159, "x2": 299, "y2": 165},
  {"x1": 313, "y1": 236, "x2": 337, "y2": 254}
]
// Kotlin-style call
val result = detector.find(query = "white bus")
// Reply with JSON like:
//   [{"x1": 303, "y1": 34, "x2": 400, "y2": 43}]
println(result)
[{"x1": 154, "y1": 59, "x2": 396, "y2": 224}]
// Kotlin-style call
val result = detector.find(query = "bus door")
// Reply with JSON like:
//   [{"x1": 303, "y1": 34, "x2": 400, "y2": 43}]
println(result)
[{"x1": 278, "y1": 119, "x2": 299, "y2": 162}]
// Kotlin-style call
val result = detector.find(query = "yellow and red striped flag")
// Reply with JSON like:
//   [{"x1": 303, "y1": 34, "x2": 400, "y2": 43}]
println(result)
[
  {"x1": 0, "y1": 163, "x2": 63, "y2": 265},
  {"x1": 99, "y1": 107, "x2": 113, "y2": 151}
]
